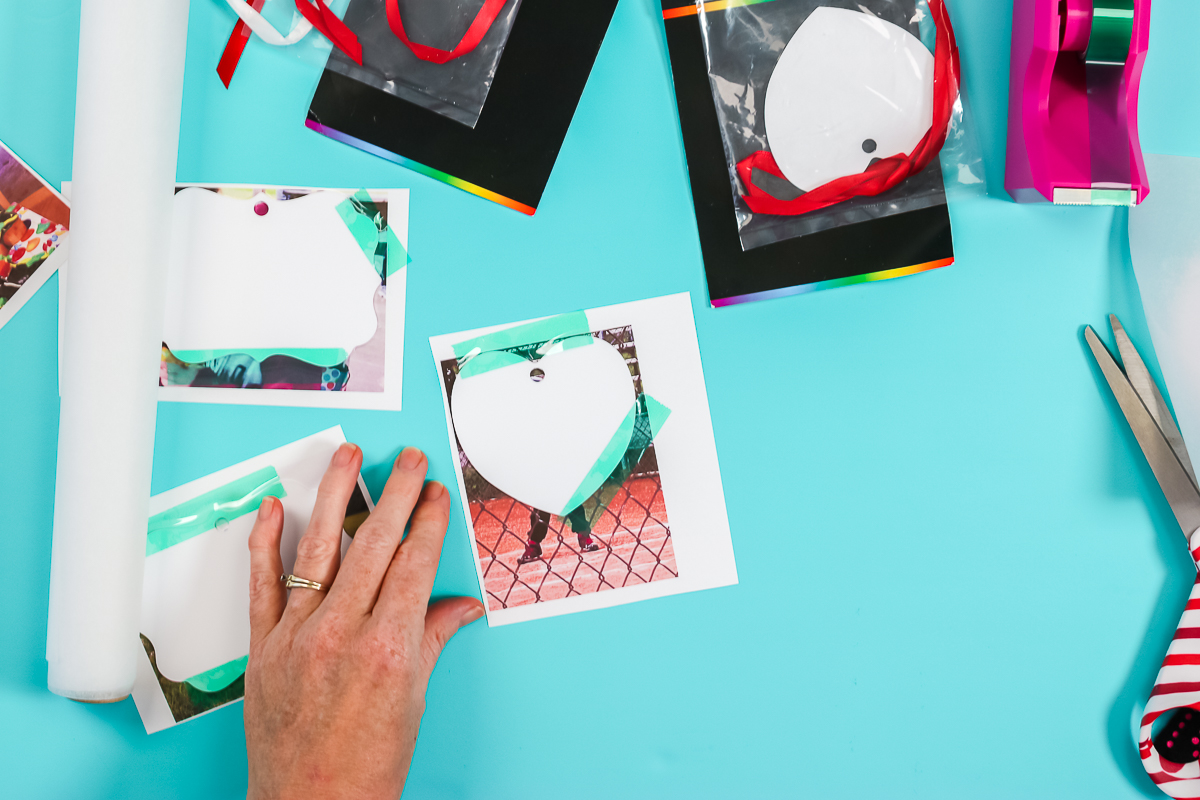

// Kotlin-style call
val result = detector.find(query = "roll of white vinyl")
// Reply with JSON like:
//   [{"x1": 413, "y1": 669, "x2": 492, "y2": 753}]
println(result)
[
  {"x1": 162, "y1": 189, "x2": 381, "y2": 355},
  {"x1": 764, "y1": 7, "x2": 934, "y2": 192},
  {"x1": 450, "y1": 339, "x2": 635, "y2": 515},
  {"x1": 47, "y1": 0, "x2": 192, "y2": 701}
]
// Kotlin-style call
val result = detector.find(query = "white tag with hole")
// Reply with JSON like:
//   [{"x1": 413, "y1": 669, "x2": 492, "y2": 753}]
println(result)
[
  {"x1": 162, "y1": 188, "x2": 381, "y2": 357},
  {"x1": 138, "y1": 428, "x2": 352, "y2": 688},
  {"x1": 450, "y1": 339, "x2": 635, "y2": 515},
  {"x1": 764, "y1": 7, "x2": 934, "y2": 192}
]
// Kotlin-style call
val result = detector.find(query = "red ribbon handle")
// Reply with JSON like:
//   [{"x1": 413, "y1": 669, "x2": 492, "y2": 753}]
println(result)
[
  {"x1": 295, "y1": 0, "x2": 363, "y2": 65},
  {"x1": 385, "y1": 0, "x2": 510, "y2": 64},
  {"x1": 736, "y1": 0, "x2": 961, "y2": 217},
  {"x1": 217, "y1": 0, "x2": 362, "y2": 88}
]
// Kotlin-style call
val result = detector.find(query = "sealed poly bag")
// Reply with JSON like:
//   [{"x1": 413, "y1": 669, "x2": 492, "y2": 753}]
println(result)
[
  {"x1": 697, "y1": 0, "x2": 983, "y2": 251},
  {"x1": 324, "y1": 0, "x2": 523, "y2": 128}
]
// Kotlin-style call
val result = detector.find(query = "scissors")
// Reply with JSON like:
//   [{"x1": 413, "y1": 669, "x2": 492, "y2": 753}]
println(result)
[{"x1": 1087, "y1": 315, "x2": 1200, "y2": 796}]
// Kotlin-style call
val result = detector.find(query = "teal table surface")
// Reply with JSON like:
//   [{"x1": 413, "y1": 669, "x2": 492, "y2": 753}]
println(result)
[{"x1": 3, "y1": 1, "x2": 1200, "y2": 797}]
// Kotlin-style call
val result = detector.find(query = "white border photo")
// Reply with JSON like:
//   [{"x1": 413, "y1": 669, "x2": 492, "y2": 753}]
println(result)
[{"x1": 430, "y1": 292, "x2": 737, "y2": 626}]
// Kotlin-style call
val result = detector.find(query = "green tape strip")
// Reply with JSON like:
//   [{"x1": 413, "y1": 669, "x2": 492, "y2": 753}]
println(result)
[
  {"x1": 453, "y1": 311, "x2": 595, "y2": 379},
  {"x1": 171, "y1": 348, "x2": 348, "y2": 368},
  {"x1": 1085, "y1": 0, "x2": 1135, "y2": 65},
  {"x1": 560, "y1": 402, "x2": 638, "y2": 516},
  {"x1": 147, "y1": 466, "x2": 286, "y2": 556},
  {"x1": 645, "y1": 394, "x2": 672, "y2": 439},
  {"x1": 384, "y1": 226, "x2": 409, "y2": 277},
  {"x1": 184, "y1": 655, "x2": 248, "y2": 693},
  {"x1": 335, "y1": 190, "x2": 409, "y2": 279},
  {"x1": 1089, "y1": 188, "x2": 1138, "y2": 206}
]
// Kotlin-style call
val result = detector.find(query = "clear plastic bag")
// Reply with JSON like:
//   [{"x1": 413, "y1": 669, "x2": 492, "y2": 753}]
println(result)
[
  {"x1": 697, "y1": 0, "x2": 984, "y2": 252},
  {"x1": 324, "y1": 0, "x2": 524, "y2": 128}
]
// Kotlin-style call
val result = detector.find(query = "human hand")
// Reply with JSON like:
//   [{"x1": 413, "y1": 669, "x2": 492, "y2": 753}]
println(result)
[{"x1": 244, "y1": 444, "x2": 484, "y2": 800}]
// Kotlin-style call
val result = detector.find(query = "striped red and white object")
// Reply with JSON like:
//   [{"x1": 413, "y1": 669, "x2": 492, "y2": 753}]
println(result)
[{"x1": 1141, "y1": 546, "x2": 1200, "y2": 797}]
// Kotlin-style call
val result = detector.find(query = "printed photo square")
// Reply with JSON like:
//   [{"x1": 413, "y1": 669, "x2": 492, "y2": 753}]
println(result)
[
  {"x1": 160, "y1": 186, "x2": 396, "y2": 395},
  {"x1": 441, "y1": 325, "x2": 679, "y2": 613},
  {"x1": 0, "y1": 140, "x2": 69, "y2": 328}
]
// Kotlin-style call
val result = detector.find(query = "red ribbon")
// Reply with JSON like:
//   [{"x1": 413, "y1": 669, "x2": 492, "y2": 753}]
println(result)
[
  {"x1": 385, "y1": 0, "x2": 510, "y2": 64},
  {"x1": 217, "y1": 0, "x2": 362, "y2": 88},
  {"x1": 216, "y1": 0, "x2": 266, "y2": 88},
  {"x1": 294, "y1": 0, "x2": 363, "y2": 65},
  {"x1": 736, "y1": 0, "x2": 961, "y2": 217}
]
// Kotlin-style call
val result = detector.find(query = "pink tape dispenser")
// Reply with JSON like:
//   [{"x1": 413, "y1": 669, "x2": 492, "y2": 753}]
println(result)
[{"x1": 1005, "y1": 0, "x2": 1150, "y2": 206}]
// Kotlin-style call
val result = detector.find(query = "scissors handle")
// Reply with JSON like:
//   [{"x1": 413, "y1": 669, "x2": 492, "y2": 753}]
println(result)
[{"x1": 1141, "y1": 542, "x2": 1200, "y2": 795}]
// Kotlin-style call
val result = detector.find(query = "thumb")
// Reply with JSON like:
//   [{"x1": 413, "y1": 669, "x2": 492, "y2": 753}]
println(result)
[{"x1": 420, "y1": 597, "x2": 484, "y2": 678}]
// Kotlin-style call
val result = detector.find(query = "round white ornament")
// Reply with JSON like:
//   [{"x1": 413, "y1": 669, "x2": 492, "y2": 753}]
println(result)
[
  {"x1": 451, "y1": 338, "x2": 636, "y2": 515},
  {"x1": 763, "y1": 7, "x2": 934, "y2": 192}
]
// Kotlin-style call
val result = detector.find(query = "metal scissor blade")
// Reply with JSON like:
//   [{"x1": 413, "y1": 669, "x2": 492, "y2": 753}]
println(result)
[
  {"x1": 1110, "y1": 314, "x2": 1199, "y2": 486},
  {"x1": 1086, "y1": 325, "x2": 1200, "y2": 540}
]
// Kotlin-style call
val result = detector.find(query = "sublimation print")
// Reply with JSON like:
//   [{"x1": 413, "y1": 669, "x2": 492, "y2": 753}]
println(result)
[
  {"x1": 0, "y1": 140, "x2": 69, "y2": 328},
  {"x1": 131, "y1": 427, "x2": 373, "y2": 732},
  {"x1": 441, "y1": 326, "x2": 678, "y2": 613},
  {"x1": 433, "y1": 294, "x2": 737, "y2": 626},
  {"x1": 160, "y1": 186, "x2": 398, "y2": 394}
]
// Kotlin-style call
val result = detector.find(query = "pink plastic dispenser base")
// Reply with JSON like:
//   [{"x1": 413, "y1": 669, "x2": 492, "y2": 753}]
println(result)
[{"x1": 1005, "y1": 0, "x2": 1151, "y2": 205}]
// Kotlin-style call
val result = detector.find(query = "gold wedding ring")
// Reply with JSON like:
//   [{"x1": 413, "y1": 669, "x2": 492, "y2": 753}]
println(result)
[{"x1": 280, "y1": 573, "x2": 325, "y2": 591}]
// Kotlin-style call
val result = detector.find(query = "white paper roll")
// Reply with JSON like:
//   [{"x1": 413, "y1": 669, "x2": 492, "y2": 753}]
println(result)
[{"x1": 47, "y1": 0, "x2": 191, "y2": 701}]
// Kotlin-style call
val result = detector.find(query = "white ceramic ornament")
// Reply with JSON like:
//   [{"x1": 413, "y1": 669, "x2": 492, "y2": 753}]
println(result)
[
  {"x1": 451, "y1": 338, "x2": 636, "y2": 515},
  {"x1": 763, "y1": 7, "x2": 934, "y2": 192},
  {"x1": 140, "y1": 432, "x2": 355, "y2": 686},
  {"x1": 162, "y1": 188, "x2": 381, "y2": 357}
]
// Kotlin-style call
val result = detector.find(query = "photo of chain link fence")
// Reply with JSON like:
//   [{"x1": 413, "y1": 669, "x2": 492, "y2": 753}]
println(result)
[{"x1": 441, "y1": 325, "x2": 678, "y2": 612}]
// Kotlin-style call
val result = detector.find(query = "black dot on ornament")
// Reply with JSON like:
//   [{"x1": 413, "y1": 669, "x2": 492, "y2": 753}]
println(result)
[
  {"x1": 530, "y1": 368, "x2": 545, "y2": 383},
  {"x1": 254, "y1": 201, "x2": 269, "y2": 216},
  {"x1": 862, "y1": 139, "x2": 878, "y2": 154}
]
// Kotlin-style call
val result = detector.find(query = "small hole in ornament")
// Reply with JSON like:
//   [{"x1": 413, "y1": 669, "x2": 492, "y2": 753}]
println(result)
[
  {"x1": 254, "y1": 201, "x2": 269, "y2": 216},
  {"x1": 862, "y1": 139, "x2": 877, "y2": 154},
  {"x1": 530, "y1": 368, "x2": 546, "y2": 383},
  {"x1": 215, "y1": 517, "x2": 230, "y2": 532}
]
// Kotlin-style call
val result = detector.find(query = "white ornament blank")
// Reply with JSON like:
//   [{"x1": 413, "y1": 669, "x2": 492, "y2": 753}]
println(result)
[
  {"x1": 162, "y1": 188, "x2": 381, "y2": 355},
  {"x1": 763, "y1": 7, "x2": 934, "y2": 192},
  {"x1": 140, "y1": 474, "x2": 352, "y2": 684},
  {"x1": 451, "y1": 339, "x2": 635, "y2": 515}
]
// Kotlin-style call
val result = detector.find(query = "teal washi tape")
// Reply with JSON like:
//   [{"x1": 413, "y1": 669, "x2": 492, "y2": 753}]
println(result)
[
  {"x1": 453, "y1": 311, "x2": 595, "y2": 379},
  {"x1": 560, "y1": 402, "x2": 638, "y2": 515},
  {"x1": 168, "y1": 347, "x2": 349, "y2": 368},
  {"x1": 1085, "y1": 0, "x2": 1135, "y2": 65},
  {"x1": 146, "y1": 465, "x2": 287, "y2": 556},
  {"x1": 184, "y1": 654, "x2": 248, "y2": 693},
  {"x1": 335, "y1": 190, "x2": 410, "y2": 279}
]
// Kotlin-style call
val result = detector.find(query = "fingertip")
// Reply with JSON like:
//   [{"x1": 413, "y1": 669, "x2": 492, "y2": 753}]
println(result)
[
  {"x1": 396, "y1": 446, "x2": 426, "y2": 473},
  {"x1": 458, "y1": 601, "x2": 485, "y2": 629},
  {"x1": 257, "y1": 494, "x2": 277, "y2": 522},
  {"x1": 332, "y1": 442, "x2": 360, "y2": 468},
  {"x1": 422, "y1": 480, "x2": 447, "y2": 502}
]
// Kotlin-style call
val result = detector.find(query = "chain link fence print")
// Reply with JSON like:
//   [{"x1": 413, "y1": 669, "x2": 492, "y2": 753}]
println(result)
[{"x1": 441, "y1": 326, "x2": 678, "y2": 611}]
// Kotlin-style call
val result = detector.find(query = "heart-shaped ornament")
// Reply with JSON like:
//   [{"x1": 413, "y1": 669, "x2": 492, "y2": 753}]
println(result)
[
  {"x1": 451, "y1": 338, "x2": 636, "y2": 515},
  {"x1": 764, "y1": 7, "x2": 934, "y2": 192}
]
